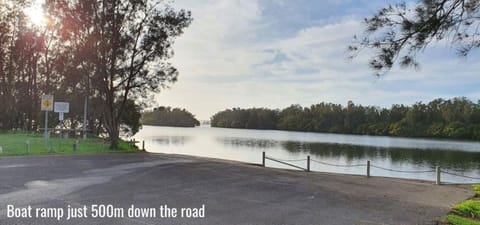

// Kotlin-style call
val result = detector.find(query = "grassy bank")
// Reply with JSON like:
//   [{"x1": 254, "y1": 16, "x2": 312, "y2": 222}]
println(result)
[
  {"x1": 442, "y1": 185, "x2": 480, "y2": 225},
  {"x1": 0, "y1": 133, "x2": 139, "y2": 156}
]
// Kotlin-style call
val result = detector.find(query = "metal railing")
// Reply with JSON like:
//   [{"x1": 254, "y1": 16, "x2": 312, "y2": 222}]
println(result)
[
  {"x1": 263, "y1": 152, "x2": 309, "y2": 171},
  {"x1": 129, "y1": 138, "x2": 146, "y2": 151},
  {"x1": 261, "y1": 151, "x2": 480, "y2": 185}
]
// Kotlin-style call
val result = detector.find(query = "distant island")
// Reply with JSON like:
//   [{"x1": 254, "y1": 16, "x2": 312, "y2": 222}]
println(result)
[
  {"x1": 142, "y1": 107, "x2": 200, "y2": 127},
  {"x1": 211, "y1": 97, "x2": 480, "y2": 141}
]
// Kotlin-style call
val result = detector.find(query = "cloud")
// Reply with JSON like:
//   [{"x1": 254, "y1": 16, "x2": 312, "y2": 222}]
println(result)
[
  {"x1": 256, "y1": 19, "x2": 366, "y2": 78},
  {"x1": 158, "y1": 0, "x2": 480, "y2": 120},
  {"x1": 170, "y1": 0, "x2": 270, "y2": 77}
]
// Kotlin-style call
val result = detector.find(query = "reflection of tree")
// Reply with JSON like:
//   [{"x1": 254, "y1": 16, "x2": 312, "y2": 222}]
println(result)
[
  {"x1": 216, "y1": 136, "x2": 480, "y2": 170},
  {"x1": 218, "y1": 137, "x2": 279, "y2": 149},
  {"x1": 153, "y1": 136, "x2": 191, "y2": 146},
  {"x1": 281, "y1": 142, "x2": 480, "y2": 170}
]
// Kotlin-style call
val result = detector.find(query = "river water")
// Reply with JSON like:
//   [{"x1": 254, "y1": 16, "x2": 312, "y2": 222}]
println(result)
[{"x1": 134, "y1": 125, "x2": 480, "y2": 183}]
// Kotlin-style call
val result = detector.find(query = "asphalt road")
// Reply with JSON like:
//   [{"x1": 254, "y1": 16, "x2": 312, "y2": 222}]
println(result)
[{"x1": 0, "y1": 153, "x2": 473, "y2": 225}]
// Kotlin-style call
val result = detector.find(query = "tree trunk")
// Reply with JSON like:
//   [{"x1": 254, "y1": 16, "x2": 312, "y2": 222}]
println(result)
[
  {"x1": 104, "y1": 111, "x2": 120, "y2": 150},
  {"x1": 109, "y1": 131, "x2": 119, "y2": 150}
]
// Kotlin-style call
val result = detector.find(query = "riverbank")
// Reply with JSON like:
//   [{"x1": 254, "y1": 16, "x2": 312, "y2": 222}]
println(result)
[
  {"x1": 0, "y1": 153, "x2": 473, "y2": 224},
  {"x1": 0, "y1": 133, "x2": 138, "y2": 156}
]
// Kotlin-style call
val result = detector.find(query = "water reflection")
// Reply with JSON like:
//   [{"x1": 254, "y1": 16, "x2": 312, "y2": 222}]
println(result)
[
  {"x1": 218, "y1": 137, "x2": 279, "y2": 149},
  {"x1": 291, "y1": 142, "x2": 480, "y2": 170},
  {"x1": 152, "y1": 136, "x2": 192, "y2": 146},
  {"x1": 136, "y1": 126, "x2": 480, "y2": 182},
  {"x1": 218, "y1": 137, "x2": 480, "y2": 170}
]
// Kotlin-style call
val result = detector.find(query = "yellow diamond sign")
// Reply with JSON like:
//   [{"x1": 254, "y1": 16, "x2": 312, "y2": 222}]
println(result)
[{"x1": 41, "y1": 95, "x2": 54, "y2": 111}]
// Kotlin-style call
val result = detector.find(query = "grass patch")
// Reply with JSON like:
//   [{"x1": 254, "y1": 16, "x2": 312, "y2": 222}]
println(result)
[
  {"x1": 453, "y1": 200, "x2": 480, "y2": 218},
  {"x1": 444, "y1": 214, "x2": 480, "y2": 225},
  {"x1": 0, "y1": 132, "x2": 139, "y2": 156},
  {"x1": 442, "y1": 185, "x2": 480, "y2": 225},
  {"x1": 473, "y1": 185, "x2": 480, "y2": 196}
]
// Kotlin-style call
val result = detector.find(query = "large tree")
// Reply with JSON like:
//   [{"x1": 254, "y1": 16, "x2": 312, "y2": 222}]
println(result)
[
  {"x1": 0, "y1": 1, "x2": 52, "y2": 131},
  {"x1": 50, "y1": 0, "x2": 192, "y2": 148},
  {"x1": 349, "y1": 0, "x2": 480, "y2": 76}
]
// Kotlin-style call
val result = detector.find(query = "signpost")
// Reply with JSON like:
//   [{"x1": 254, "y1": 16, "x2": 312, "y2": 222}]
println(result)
[
  {"x1": 54, "y1": 102, "x2": 69, "y2": 139},
  {"x1": 54, "y1": 102, "x2": 69, "y2": 121},
  {"x1": 41, "y1": 95, "x2": 54, "y2": 139}
]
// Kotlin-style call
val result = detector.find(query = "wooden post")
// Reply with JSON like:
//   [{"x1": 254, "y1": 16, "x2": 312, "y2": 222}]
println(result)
[
  {"x1": 262, "y1": 152, "x2": 265, "y2": 167},
  {"x1": 367, "y1": 160, "x2": 370, "y2": 178},
  {"x1": 73, "y1": 140, "x2": 78, "y2": 152},
  {"x1": 436, "y1": 166, "x2": 441, "y2": 185},
  {"x1": 307, "y1": 156, "x2": 310, "y2": 172},
  {"x1": 26, "y1": 141, "x2": 30, "y2": 155},
  {"x1": 142, "y1": 140, "x2": 145, "y2": 151}
]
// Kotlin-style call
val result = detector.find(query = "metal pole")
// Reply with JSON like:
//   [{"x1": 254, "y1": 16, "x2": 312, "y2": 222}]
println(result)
[
  {"x1": 262, "y1": 152, "x2": 265, "y2": 167},
  {"x1": 44, "y1": 111, "x2": 48, "y2": 139},
  {"x1": 142, "y1": 140, "x2": 145, "y2": 151},
  {"x1": 307, "y1": 156, "x2": 310, "y2": 172},
  {"x1": 436, "y1": 166, "x2": 441, "y2": 185},
  {"x1": 367, "y1": 160, "x2": 370, "y2": 178},
  {"x1": 82, "y1": 94, "x2": 87, "y2": 140}
]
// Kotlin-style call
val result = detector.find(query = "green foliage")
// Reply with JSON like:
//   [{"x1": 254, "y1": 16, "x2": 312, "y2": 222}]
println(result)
[
  {"x1": 211, "y1": 97, "x2": 480, "y2": 140},
  {"x1": 350, "y1": 0, "x2": 480, "y2": 75},
  {"x1": 0, "y1": 0, "x2": 192, "y2": 149},
  {"x1": 211, "y1": 108, "x2": 278, "y2": 130},
  {"x1": 473, "y1": 185, "x2": 480, "y2": 197},
  {"x1": 444, "y1": 214, "x2": 480, "y2": 225},
  {"x1": 442, "y1": 185, "x2": 480, "y2": 225},
  {"x1": 118, "y1": 100, "x2": 142, "y2": 136},
  {"x1": 142, "y1": 107, "x2": 200, "y2": 127},
  {"x1": 454, "y1": 200, "x2": 480, "y2": 219}
]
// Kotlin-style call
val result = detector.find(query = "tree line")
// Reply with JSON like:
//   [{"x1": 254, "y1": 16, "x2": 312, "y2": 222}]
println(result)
[
  {"x1": 211, "y1": 97, "x2": 480, "y2": 140},
  {"x1": 142, "y1": 107, "x2": 200, "y2": 127},
  {"x1": 0, "y1": 0, "x2": 192, "y2": 148}
]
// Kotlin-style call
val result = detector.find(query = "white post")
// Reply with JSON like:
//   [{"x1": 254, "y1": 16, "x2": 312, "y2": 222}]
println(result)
[
  {"x1": 367, "y1": 160, "x2": 371, "y2": 178},
  {"x1": 436, "y1": 166, "x2": 441, "y2": 185},
  {"x1": 307, "y1": 156, "x2": 310, "y2": 172},
  {"x1": 26, "y1": 140, "x2": 30, "y2": 154}
]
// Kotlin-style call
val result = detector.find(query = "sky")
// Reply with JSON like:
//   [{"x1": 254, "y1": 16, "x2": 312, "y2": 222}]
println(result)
[{"x1": 155, "y1": 0, "x2": 480, "y2": 120}]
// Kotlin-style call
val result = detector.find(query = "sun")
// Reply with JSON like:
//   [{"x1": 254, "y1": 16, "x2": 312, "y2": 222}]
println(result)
[{"x1": 24, "y1": 0, "x2": 47, "y2": 27}]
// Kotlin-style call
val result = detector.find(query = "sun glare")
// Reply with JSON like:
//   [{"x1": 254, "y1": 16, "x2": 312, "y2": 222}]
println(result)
[{"x1": 24, "y1": 0, "x2": 47, "y2": 27}]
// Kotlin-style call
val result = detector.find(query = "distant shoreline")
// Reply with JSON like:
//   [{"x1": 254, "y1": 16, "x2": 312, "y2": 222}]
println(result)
[{"x1": 210, "y1": 97, "x2": 480, "y2": 142}]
